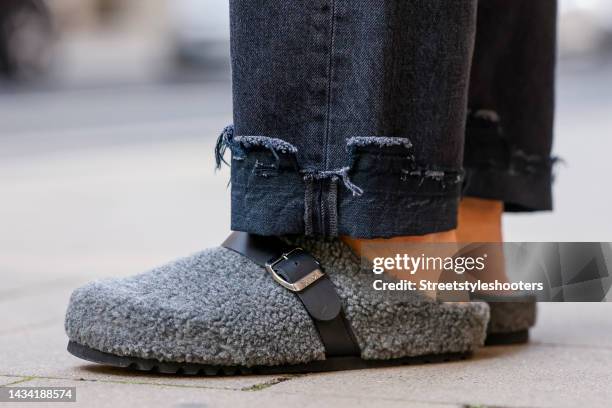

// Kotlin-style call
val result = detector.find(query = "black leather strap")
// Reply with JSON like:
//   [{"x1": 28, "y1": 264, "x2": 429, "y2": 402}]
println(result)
[{"x1": 222, "y1": 231, "x2": 361, "y2": 357}]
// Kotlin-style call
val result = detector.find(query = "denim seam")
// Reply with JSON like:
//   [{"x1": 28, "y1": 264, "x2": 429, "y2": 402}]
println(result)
[
  {"x1": 320, "y1": 179, "x2": 327, "y2": 235},
  {"x1": 323, "y1": 0, "x2": 336, "y2": 171},
  {"x1": 328, "y1": 177, "x2": 339, "y2": 236},
  {"x1": 304, "y1": 177, "x2": 315, "y2": 236}
]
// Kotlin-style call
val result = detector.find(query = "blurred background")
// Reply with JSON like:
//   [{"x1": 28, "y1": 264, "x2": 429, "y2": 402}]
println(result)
[{"x1": 1, "y1": 0, "x2": 611, "y2": 284}]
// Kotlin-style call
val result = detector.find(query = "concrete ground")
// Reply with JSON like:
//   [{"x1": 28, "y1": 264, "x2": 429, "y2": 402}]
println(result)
[{"x1": 1, "y1": 61, "x2": 612, "y2": 407}]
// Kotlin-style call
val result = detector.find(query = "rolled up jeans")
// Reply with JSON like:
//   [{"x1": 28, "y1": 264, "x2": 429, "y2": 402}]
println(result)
[{"x1": 217, "y1": 0, "x2": 557, "y2": 238}]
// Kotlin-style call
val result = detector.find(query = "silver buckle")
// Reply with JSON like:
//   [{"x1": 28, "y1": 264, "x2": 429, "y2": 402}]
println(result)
[{"x1": 265, "y1": 248, "x2": 325, "y2": 292}]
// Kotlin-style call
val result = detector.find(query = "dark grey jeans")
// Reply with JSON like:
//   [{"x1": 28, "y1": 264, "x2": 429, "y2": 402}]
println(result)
[{"x1": 216, "y1": 0, "x2": 557, "y2": 238}]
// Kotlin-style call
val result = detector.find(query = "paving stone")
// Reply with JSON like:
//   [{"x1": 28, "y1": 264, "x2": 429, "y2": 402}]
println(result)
[
  {"x1": 1, "y1": 378, "x2": 459, "y2": 408},
  {"x1": 0, "y1": 326, "x2": 282, "y2": 391},
  {"x1": 0, "y1": 376, "x2": 28, "y2": 386},
  {"x1": 268, "y1": 344, "x2": 612, "y2": 408}
]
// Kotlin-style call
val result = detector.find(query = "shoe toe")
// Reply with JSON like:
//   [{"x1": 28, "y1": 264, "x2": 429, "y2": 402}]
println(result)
[{"x1": 65, "y1": 247, "x2": 325, "y2": 366}]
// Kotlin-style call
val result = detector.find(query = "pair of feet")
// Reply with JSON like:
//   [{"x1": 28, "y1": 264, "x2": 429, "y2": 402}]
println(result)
[{"x1": 65, "y1": 199, "x2": 535, "y2": 374}]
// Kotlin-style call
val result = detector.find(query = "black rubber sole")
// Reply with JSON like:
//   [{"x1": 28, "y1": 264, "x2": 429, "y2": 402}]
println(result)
[
  {"x1": 484, "y1": 329, "x2": 529, "y2": 346},
  {"x1": 67, "y1": 341, "x2": 471, "y2": 376}
]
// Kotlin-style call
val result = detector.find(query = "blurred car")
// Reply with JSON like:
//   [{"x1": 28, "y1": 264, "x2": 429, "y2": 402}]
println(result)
[
  {"x1": 0, "y1": 0, "x2": 53, "y2": 81},
  {"x1": 169, "y1": 0, "x2": 230, "y2": 69}
]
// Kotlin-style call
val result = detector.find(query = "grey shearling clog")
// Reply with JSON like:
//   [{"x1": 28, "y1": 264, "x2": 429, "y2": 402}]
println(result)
[{"x1": 65, "y1": 233, "x2": 489, "y2": 375}]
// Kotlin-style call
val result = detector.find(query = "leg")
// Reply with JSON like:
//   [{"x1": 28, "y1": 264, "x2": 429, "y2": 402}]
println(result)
[
  {"x1": 225, "y1": 0, "x2": 477, "y2": 239},
  {"x1": 457, "y1": 197, "x2": 509, "y2": 284},
  {"x1": 457, "y1": 0, "x2": 558, "y2": 272},
  {"x1": 66, "y1": 1, "x2": 492, "y2": 373},
  {"x1": 462, "y1": 0, "x2": 557, "y2": 213},
  {"x1": 456, "y1": 0, "x2": 557, "y2": 341}
]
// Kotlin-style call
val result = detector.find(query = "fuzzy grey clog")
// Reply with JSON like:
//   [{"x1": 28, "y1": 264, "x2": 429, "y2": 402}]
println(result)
[
  {"x1": 65, "y1": 236, "x2": 489, "y2": 375},
  {"x1": 472, "y1": 293, "x2": 536, "y2": 345},
  {"x1": 448, "y1": 244, "x2": 537, "y2": 345}
]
